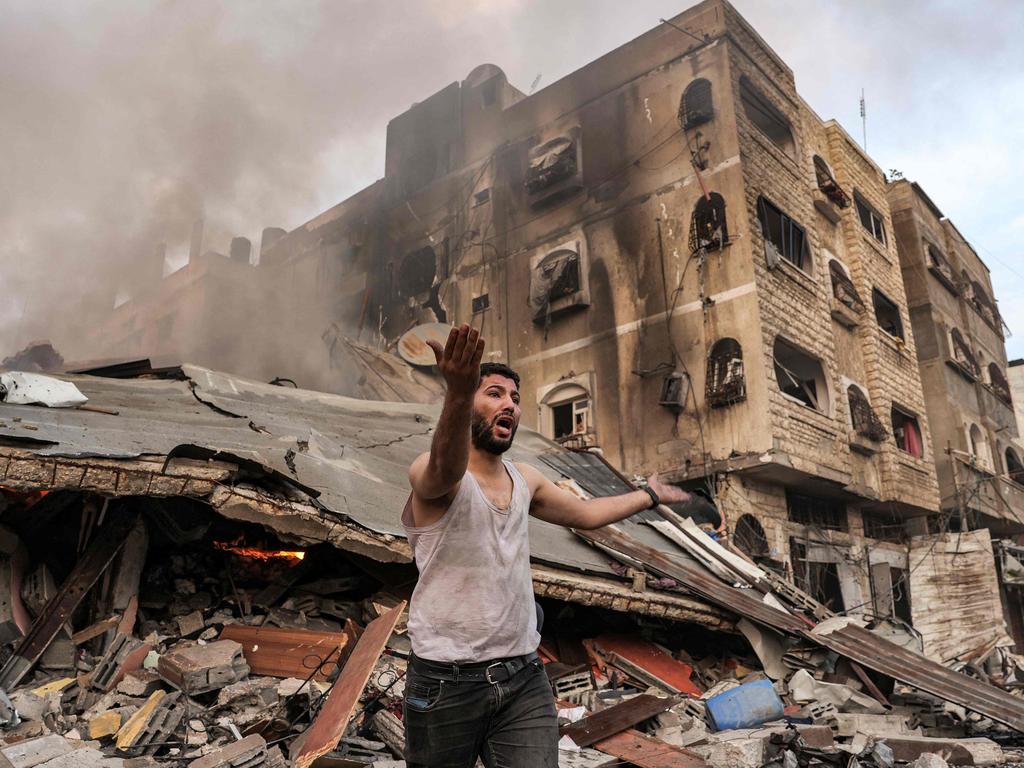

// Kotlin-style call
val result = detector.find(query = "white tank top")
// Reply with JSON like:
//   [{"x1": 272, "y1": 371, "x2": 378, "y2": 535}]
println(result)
[{"x1": 402, "y1": 461, "x2": 539, "y2": 663}]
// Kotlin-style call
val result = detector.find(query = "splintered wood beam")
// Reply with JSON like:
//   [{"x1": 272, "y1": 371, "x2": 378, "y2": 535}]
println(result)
[
  {"x1": 0, "y1": 510, "x2": 139, "y2": 690},
  {"x1": 560, "y1": 694, "x2": 679, "y2": 748},
  {"x1": 290, "y1": 601, "x2": 406, "y2": 768}
]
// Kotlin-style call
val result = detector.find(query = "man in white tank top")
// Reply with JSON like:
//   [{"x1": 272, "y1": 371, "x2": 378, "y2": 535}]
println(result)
[{"x1": 402, "y1": 324, "x2": 690, "y2": 768}]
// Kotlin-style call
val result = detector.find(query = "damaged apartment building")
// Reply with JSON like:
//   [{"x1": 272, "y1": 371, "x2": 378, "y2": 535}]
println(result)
[{"x1": 62, "y1": 1, "x2": 1020, "y2": 663}]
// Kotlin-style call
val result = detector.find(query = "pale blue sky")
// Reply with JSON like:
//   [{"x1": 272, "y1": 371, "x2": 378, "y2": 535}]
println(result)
[{"x1": 1, "y1": 1, "x2": 1020, "y2": 358}]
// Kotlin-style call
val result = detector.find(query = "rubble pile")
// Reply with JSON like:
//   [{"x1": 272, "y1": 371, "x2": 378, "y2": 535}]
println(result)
[
  {"x1": 1, "y1": 371, "x2": 1024, "y2": 767},
  {"x1": 0, "y1": 488, "x2": 414, "y2": 767}
]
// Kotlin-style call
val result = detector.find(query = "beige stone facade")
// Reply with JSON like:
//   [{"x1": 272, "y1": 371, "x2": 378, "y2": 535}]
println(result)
[{"x1": 77, "y1": 1, "x2": 1024, "y2": 636}]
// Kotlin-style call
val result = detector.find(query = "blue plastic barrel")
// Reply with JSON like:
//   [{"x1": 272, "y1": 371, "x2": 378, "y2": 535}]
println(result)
[{"x1": 705, "y1": 679, "x2": 785, "y2": 731}]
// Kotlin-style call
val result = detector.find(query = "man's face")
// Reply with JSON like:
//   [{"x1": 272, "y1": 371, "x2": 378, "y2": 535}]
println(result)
[{"x1": 471, "y1": 374, "x2": 521, "y2": 454}]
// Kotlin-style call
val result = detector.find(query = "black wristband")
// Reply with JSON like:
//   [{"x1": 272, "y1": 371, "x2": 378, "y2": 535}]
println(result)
[{"x1": 641, "y1": 485, "x2": 660, "y2": 509}]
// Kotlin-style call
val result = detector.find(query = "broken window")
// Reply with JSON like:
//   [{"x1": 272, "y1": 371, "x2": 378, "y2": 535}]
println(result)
[
  {"x1": 854, "y1": 193, "x2": 886, "y2": 245},
  {"x1": 969, "y1": 281, "x2": 1002, "y2": 330},
  {"x1": 679, "y1": 78, "x2": 713, "y2": 129},
  {"x1": 891, "y1": 406, "x2": 924, "y2": 458},
  {"x1": 689, "y1": 192, "x2": 728, "y2": 253},
  {"x1": 529, "y1": 248, "x2": 583, "y2": 323},
  {"x1": 705, "y1": 338, "x2": 745, "y2": 408},
  {"x1": 396, "y1": 246, "x2": 437, "y2": 297},
  {"x1": 473, "y1": 188, "x2": 491, "y2": 207},
  {"x1": 927, "y1": 244, "x2": 957, "y2": 293},
  {"x1": 733, "y1": 514, "x2": 769, "y2": 559},
  {"x1": 829, "y1": 260, "x2": 864, "y2": 312},
  {"x1": 551, "y1": 395, "x2": 590, "y2": 442},
  {"x1": 813, "y1": 155, "x2": 849, "y2": 208},
  {"x1": 773, "y1": 337, "x2": 827, "y2": 412},
  {"x1": 989, "y1": 364, "x2": 1012, "y2": 405},
  {"x1": 871, "y1": 289, "x2": 904, "y2": 340},
  {"x1": 740, "y1": 76, "x2": 795, "y2": 156},
  {"x1": 525, "y1": 136, "x2": 580, "y2": 203},
  {"x1": 787, "y1": 491, "x2": 847, "y2": 531},
  {"x1": 790, "y1": 543, "x2": 847, "y2": 613},
  {"x1": 757, "y1": 196, "x2": 810, "y2": 271},
  {"x1": 949, "y1": 328, "x2": 980, "y2": 378},
  {"x1": 1006, "y1": 447, "x2": 1024, "y2": 485},
  {"x1": 848, "y1": 385, "x2": 888, "y2": 441},
  {"x1": 863, "y1": 511, "x2": 905, "y2": 543}
]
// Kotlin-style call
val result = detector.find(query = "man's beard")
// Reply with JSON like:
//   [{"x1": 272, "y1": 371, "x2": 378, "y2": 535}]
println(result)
[{"x1": 471, "y1": 410, "x2": 517, "y2": 454}]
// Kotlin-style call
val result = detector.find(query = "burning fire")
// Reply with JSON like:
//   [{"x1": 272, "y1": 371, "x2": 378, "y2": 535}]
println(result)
[
  {"x1": 213, "y1": 538, "x2": 306, "y2": 562},
  {"x1": 0, "y1": 486, "x2": 49, "y2": 508}
]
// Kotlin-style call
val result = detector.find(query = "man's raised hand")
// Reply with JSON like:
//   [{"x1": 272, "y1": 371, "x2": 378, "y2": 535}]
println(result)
[
  {"x1": 427, "y1": 323, "x2": 485, "y2": 398},
  {"x1": 646, "y1": 474, "x2": 691, "y2": 506}
]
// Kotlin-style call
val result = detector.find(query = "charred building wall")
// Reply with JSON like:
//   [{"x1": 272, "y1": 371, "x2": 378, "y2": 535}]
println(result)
[{"x1": 67, "y1": 0, "x2": 1023, "y2": 640}]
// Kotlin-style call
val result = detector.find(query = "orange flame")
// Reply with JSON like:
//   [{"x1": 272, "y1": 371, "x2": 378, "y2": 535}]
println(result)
[
  {"x1": 213, "y1": 539, "x2": 306, "y2": 562},
  {"x1": 0, "y1": 486, "x2": 49, "y2": 507}
]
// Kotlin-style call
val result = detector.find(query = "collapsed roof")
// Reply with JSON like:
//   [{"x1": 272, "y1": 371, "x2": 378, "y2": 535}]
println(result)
[{"x1": 2, "y1": 365, "x2": 1024, "y2": 730}]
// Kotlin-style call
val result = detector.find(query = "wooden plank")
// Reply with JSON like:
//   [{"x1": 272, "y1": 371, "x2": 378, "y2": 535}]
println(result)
[
  {"x1": 291, "y1": 601, "x2": 405, "y2": 768},
  {"x1": 71, "y1": 616, "x2": 120, "y2": 645},
  {"x1": 220, "y1": 623, "x2": 351, "y2": 681},
  {"x1": 561, "y1": 694, "x2": 678, "y2": 748},
  {"x1": 593, "y1": 729, "x2": 705, "y2": 768}
]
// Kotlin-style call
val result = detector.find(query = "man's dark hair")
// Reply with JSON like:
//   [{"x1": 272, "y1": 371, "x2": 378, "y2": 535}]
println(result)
[{"x1": 479, "y1": 362, "x2": 520, "y2": 389}]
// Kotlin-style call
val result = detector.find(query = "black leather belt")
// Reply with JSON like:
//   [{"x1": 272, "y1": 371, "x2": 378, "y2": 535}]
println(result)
[{"x1": 411, "y1": 651, "x2": 540, "y2": 684}]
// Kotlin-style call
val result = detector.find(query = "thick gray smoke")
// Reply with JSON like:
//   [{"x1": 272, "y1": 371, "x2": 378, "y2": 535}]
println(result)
[{"x1": 1, "y1": 0, "x2": 1020, "y2": 362}]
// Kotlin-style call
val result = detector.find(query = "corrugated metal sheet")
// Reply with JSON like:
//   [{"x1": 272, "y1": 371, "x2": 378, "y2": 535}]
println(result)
[
  {"x1": 576, "y1": 526, "x2": 809, "y2": 635},
  {"x1": 582, "y1": 525, "x2": 1024, "y2": 731},
  {"x1": 0, "y1": 366, "x2": 624, "y2": 577},
  {"x1": 809, "y1": 622, "x2": 1024, "y2": 732}
]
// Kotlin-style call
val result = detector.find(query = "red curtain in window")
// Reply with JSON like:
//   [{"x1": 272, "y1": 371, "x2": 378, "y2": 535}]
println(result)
[{"x1": 904, "y1": 419, "x2": 923, "y2": 458}]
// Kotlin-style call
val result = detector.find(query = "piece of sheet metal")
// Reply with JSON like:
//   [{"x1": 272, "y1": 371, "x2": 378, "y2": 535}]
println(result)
[
  {"x1": 0, "y1": 366, "x2": 621, "y2": 577},
  {"x1": 579, "y1": 524, "x2": 1024, "y2": 732},
  {"x1": 808, "y1": 622, "x2": 1024, "y2": 732}
]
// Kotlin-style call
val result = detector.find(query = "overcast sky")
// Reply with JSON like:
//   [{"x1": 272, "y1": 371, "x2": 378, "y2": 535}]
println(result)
[{"x1": 1, "y1": 0, "x2": 1021, "y2": 358}]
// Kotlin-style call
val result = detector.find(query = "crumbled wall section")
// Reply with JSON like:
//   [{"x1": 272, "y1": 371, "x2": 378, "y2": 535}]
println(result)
[
  {"x1": 0, "y1": 448, "x2": 413, "y2": 564},
  {"x1": 909, "y1": 529, "x2": 1012, "y2": 662}
]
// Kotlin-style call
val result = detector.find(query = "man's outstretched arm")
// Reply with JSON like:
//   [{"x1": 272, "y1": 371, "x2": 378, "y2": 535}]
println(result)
[
  {"x1": 519, "y1": 463, "x2": 690, "y2": 530},
  {"x1": 408, "y1": 324, "x2": 485, "y2": 502}
]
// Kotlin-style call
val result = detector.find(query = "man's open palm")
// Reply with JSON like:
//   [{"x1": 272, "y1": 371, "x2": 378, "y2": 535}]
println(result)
[{"x1": 427, "y1": 323, "x2": 485, "y2": 398}]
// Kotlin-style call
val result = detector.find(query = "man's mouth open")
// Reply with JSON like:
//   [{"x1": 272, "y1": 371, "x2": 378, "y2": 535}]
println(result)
[{"x1": 493, "y1": 414, "x2": 515, "y2": 439}]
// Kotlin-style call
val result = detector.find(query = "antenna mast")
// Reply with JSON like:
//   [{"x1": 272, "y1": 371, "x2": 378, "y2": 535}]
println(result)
[{"x1": 860, "y1": 88, "x2": 867, "y2": 151}]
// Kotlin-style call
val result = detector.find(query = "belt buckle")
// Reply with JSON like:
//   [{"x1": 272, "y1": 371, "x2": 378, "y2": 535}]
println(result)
[{"x1": 484, "y1": 661, "x2": 504, "y2": 684}]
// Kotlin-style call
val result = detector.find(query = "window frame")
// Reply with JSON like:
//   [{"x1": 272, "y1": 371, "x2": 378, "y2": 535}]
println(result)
[
  {"x1": 854, "y1": 192, "x2": 887, "y2": 245},
  {"x1": 773, "y1": 336, "x2": 830, "y2": 414},
  {"x1": 739, "y1": 76, "x2": 795, "y2": 157},
  {"x1": 680, "y1": 78, "x2": 713, "y2": 129},
  {"x1": 871, "y1": 288, "x2": 905, "y2": 340},
  {"x1": 757, "y1": 196, "x2": 811, "y2": 273},
  {"x1": 891, "y1": 405, "x2": 924, "y2": 459}
]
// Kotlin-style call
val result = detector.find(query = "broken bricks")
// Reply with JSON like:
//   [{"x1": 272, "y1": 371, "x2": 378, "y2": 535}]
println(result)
[
  {"x1": 158, "y1": 640, "x2": 249, "y2": 695},
  {"x1": 189, "y1": 734, "x2": 268, "y2": 768}
]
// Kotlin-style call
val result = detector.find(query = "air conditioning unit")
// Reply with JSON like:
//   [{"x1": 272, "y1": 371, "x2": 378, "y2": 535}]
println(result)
[{"x1": 528, "y1": 239, "x2": 590, "y2": 324}]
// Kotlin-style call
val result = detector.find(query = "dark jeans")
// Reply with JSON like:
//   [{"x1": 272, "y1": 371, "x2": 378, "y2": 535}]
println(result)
[{"x1": 403, "y1": 655, "x2": 558, "y2": 768}]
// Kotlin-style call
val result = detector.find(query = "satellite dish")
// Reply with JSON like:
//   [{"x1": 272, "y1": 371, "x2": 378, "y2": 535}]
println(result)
[{"x1": 398, "y1": 323, "x2": 452, "y2": 367}]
